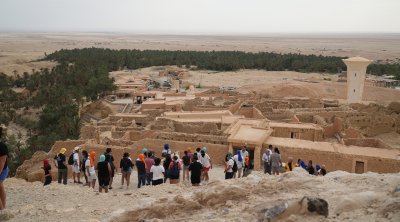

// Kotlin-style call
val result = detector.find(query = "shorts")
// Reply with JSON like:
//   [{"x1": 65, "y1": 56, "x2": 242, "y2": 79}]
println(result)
[
  {"x1": 0, "y1": 167, "x2": 9, "y2": 182},
  {"x1": 98, "y1": 177, "x2": 110, "y2": 187},
  {"x1": 122, "y1": 168, "x2": 132, "y2": 174},
  {"x1": 272, "y1": 166, "x2": 280, "y2": 174},
  {"x1": 88, "y1": 172, "x2": 97, "y2": 181},
  {"x1": 203, "y1": 167, "x2": 210, "y2": 172},
  {"x1": 152, "y1": 179, "x2": 163, "y2": 186},
  {"x1": 183, "y1": 165, "x2": 189, "y2": 170},
  {"x1": 73, "y1": 165, "x2": 80, "y2": 173}
]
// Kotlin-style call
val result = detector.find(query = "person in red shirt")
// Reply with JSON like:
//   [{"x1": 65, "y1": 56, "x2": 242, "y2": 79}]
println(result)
[{"x1": 144, "y1": 152, "x2": 155, "y2": 185}]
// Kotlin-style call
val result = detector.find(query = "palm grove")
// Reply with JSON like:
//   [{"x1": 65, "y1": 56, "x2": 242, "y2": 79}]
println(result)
[{"x1": 1, "y1": 48, "x2": 399, "y2": 175}]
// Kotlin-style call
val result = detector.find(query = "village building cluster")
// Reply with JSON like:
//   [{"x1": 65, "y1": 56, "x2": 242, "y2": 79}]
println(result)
[{"x1": 16, "y1": 59, "x2": 400, "y2": 183}]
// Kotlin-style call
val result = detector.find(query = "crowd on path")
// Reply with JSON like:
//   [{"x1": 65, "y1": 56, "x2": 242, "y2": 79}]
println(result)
[
  {"x1": 49, "y1": 143, "x2": 328, "y2": 193},
  {"x1": 50, "y1": 144, "x2": 214, "y2": 192}
]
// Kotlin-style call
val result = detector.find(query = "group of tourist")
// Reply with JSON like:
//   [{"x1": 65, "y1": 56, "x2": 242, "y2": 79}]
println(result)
[
  {"x1": 48, "y1": 143, "x2": 328, "y2": 193},
  {"x1": 261, "y1": 145, "x2": 327, "y2": 176},
  {"x1": 49, "y1": 144, "x2": 214, "y2": 191}
]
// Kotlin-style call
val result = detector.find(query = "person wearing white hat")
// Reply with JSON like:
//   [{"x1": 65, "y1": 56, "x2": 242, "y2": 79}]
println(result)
[{"x1": 72, "y1": 146, "x2": 82, "y2": 184}]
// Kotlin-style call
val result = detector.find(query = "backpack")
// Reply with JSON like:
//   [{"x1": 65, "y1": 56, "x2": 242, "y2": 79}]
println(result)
[
  {"x1": 169, "y1": 162, "x2": 180, "y2": 178},
  {"x1": 81, "y1": 157, "x2": 87, "y2": 171},
  {"x1": 68, "y1": 153, "x2": 74, "y2": 165},
  {"x1": 232, "y1": 158, "x2": 238, "y2": 172},
  {"x1": 182, "y1": 155, "x2": 190, "y2": 166}
]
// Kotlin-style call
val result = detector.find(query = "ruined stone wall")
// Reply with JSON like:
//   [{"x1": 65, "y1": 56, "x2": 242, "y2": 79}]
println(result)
[
  {"x1": 260, "y1": 145, "x2": 400, "y2": 174},
  {"x1": 173, "y1": 121, "x2": 221, "y2": 135},
  {"x1": 344, "y1": 138, "x2": 392, "y2": 149},
  {"x1": 228, "y1": 100, "x2": 242, "y2": 114},
  {"x1": 153, "y1": 132, "x2": 227, "y2": 145},
  {"x1": 346, "y1": 113, "x2": 396, "y2": 136},
  {"x1": 80, "y1": 125, "x2": 96, "y2": 139},
  {"x1": 271, "y1": 126, "x2": 323, "y2": 141}
]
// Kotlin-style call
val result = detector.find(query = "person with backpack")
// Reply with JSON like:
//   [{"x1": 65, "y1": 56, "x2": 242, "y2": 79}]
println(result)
[
  {"x1": 97, "y1": 154, "x2": 111, "y2": 193},
  {"x1": 188, "y1": 155, "x2": 202, "y2": 186},
  {"x1": 136, "y1": 154, "x2": 146, "y2": 188},
  {"x1": 233, "y1": 150, "x2": 244, "y2": 178},
  {"x1": 120, "y1": 152, "x2": 134, "y2": 189},
  {"x1": 163, "y1": 154, "x2": 172, "y2": 183},
  {"x1": 54, "y1": 148, "x2": 68, "y2": 185},
  {"x1": 104, "y1": 148, "x2": 116, "y2": 189},
  {"x1": 71, "y1": 146, "x2": 82, "y2": 184},
  {"x1": 81, "y1": 150, "x2": 89, "y2": 186},
  {"x1": 168, "y1": 155, "x2": 181, "y2": 184},
  {"x1": 181, "y1": 150, "x2": 191, "y2": 182},
  {"x1": 150, "y1": 158, "x2": 164, "y2": 186},
  {"x1": 224, "y1": 153, "x2": 235, "y2": 180}
]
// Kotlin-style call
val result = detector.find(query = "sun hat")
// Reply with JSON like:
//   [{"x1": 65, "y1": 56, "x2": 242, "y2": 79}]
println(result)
[{"x1": 59, "y1": 148, "x2": 67, "y2": 154}]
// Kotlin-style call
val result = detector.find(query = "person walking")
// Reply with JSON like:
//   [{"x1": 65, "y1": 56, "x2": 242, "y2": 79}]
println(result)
[
  {"x1": 104, "y1": 148, "x2": 116, "y2": 189},
  {"x1": 0, "y1": 126, "x2": 9, "y2": 210},
  {"x1": 199, "y1": 150, "x2": 212, "y2": 183},
  {"x1": 136, "y1": 154, "x2": 146, "y2": 188},
  {"x1": 188, "y1": 155, "x2": 203, "y2": 186},
  {"x1": 120, "y1": 152, "x2": 134, "y2": 189},
  {"x1": 270, "y1": 148, "x2": 282, "y2": 175},
  {"x1": 150, "y1": 158, "x2": 165, "y2": 186},
  {"x1": 54, "y1": 148, "x2": 68, "y2": 185},
  {"x1": 97, "y1": 154, "x2": 111, "y2": 193},
  {"x1": 145, "y1": 152, "x2": 155, "y2": 185},
  {"x1": 81, "y1": 150, "x2": 89, "y2": 186},
  {"x1": 181, "y1": 150, "x2": 191, "y2": 182},
  {"x1": 72, "y1": 147, "x2": 82, "y2": 184},
  {"x1": 233, "y1": 150, "x2": 244, "y2": 178},
  {"x1": 262, "y1": 148, "x2": 272, "y2": 174},
  {"x1": 42, "y1": 159, "x2": 52, "y2": 186},
  {"x1": 163, "y1": 154, "x2": 172, "y2": 183},
  {"x1": 86, "y1": 151, "x2": 97, "y2": 189},
  {"x1": 224, "y1": 153, "x2": 235, "y2": 180}
]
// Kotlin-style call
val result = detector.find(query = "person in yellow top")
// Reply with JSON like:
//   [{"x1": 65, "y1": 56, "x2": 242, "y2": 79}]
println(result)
[{"x1": 285, "y1": 157, "x2": 296, "y2": 172}]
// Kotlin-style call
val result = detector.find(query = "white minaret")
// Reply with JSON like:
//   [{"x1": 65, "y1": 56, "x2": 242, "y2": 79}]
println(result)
[{"x1": 342, "y1": 56, "x2": 372, "y2": 103}]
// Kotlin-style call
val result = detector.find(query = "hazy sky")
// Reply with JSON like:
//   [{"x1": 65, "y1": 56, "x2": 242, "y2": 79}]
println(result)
[{"x1": 0, "y1": 0, "x2": 399, "y2": 33}]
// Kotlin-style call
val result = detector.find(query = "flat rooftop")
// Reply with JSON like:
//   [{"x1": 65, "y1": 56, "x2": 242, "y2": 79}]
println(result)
[
  {"x1": 266, "y1": 137, "x2": 400, "y2": 160},
  {"x1": 269, "y1": 122, "x2": 323, "y2": 130}
]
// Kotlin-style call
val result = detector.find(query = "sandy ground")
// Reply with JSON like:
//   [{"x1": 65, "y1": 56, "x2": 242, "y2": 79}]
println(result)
[
  {"x1": 3, "y1": 167, "x2": 400, "y2": 222},
  {"x1": 1, "y1": 33, "x2": 400, "y2": 75}
]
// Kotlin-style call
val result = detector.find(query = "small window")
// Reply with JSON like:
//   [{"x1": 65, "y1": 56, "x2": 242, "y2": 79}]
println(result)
[
  {"x1": 355, "y1": 73, "x2": 357, "y2": 77},
  {"x1": 353, "y1": 89, "x2": 355, "y2": 93},
  {"x1": 290, "y1": 132, "x2": 295, "y2": 138}
]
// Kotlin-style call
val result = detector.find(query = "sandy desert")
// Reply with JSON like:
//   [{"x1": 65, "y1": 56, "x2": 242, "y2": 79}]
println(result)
[{"x1": 1, "y1": 33, "x2": 400, "y2": 75}]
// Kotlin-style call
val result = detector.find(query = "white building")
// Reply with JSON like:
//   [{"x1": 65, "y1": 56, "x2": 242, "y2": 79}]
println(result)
[{"x1": 343, "y1": 56, "x2": 372, "y2": 103}]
